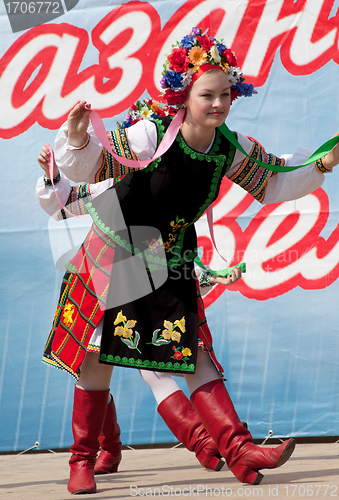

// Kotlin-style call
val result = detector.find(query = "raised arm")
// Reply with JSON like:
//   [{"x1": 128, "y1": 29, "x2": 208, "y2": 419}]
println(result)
[
  {"x1": 227, "y1": 132, "x2": 334, "y2": 204},
  {"x1": 54, "y1": 101, "x2": 104, "y2": 183}
]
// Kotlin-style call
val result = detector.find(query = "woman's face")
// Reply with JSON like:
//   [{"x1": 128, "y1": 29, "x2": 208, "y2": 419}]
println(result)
[{"x1": 184, "y1": 70, "x2": 231, "y2": 130}]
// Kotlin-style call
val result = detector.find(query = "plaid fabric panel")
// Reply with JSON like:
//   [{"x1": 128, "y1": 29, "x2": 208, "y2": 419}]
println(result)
[
  {"x1": 229, "y1": 139, "x2": 284, "y2": 203},
  {"x1": 94, "y1": 129, "x2": 138, "y2": 183},
  {"x1": 44, "y1": 225, "x2": 115, "y2": 377}
]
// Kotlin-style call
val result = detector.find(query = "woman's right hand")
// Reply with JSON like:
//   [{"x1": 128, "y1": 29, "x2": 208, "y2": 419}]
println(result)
[
  {"x1": 38, "y1": 144, "x2": 59, "y2": 179},
  {"x1": 67, "y1": 100, "x2": 92, "y2": 147}
]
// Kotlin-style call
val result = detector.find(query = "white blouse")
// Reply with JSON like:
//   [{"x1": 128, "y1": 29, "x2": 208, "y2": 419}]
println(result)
[{"x1": 36, "y1": 119, "x2": 328, "y2": 217}]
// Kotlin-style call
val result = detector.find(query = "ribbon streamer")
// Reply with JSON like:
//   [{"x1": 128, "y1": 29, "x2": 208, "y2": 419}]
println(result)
[
  {"x1": 219, "y1": 123, "x2": 338, "y2": 172},
  {"x1": 49, "y1": 108, "x2": 338, "y2": 278}
]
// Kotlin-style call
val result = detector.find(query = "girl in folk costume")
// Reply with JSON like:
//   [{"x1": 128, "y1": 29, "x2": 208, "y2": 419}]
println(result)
[
  {"x1": 39, "y1": 97, "x2": 244, "y2": 478},
  {"x1": 37, "y1": 27, "x2": 339, "y2": 494}
]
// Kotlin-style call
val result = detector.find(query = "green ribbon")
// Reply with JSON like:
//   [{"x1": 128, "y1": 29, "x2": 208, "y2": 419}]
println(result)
[
  {"x1": 218, "y1": 123, "x2": 338, "y2": 172},
  {"x1": 195, "y1": 256, "x2": 246, "y2": 278},
  {"x1": 195, "y1": 125, "x2": 338, "y2": 278}
]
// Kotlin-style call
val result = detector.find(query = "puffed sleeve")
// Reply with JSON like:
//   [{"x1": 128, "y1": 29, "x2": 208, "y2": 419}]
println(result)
[
  {"x1": 227, "y1": 132, "x2": 329, "y2": 204},
  {"x1": 54, "y1": 119, "x2": 158, "y2": 183},
  {"x1": 126, "y1": 120, "x2": 158, "y2": 161},
  {"x1": 35, "y1": 173, "x2": 113, "y2": 220},
  {"x1": 35, "y1": 171, "x2": 71, "y2": 218},
  {"x1": 54, "y1": 121, "x2": 104, "y2": 183}
]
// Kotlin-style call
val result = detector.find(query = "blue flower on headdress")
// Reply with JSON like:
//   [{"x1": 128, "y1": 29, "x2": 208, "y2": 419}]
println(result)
[
  {"x1": 233, "y1": 82, "x2": 255, "y2": 97},
  {"x1": 217, "y1": 42, "x2": 226, "y2": 56},
  {"x1": 181, "y1": 35, "x2": 195, "y2": 49},
  {"x1": 165, "y1": 70, "x2": 184, "y2": 90}
]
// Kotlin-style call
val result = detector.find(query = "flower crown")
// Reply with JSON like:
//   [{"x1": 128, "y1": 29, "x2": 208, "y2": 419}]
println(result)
[
  {"x1": 160, "y1": 27, "x2": 256, "y2": 107},
  {"x1": 118, "y1": 99, "x2": 177, "y2": 128}
]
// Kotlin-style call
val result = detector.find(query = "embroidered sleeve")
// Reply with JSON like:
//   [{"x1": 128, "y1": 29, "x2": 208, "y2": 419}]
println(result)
[
  {"x1": 314, "y1": 157, "x2": 332, "y2": 174},
  {"x1": 43, "y1": 172, "x2": 61, "y2": 187},
  {"x1": 228, "y1": 138, "x2": 282, "y2": 203},
  {"x1": 57, "y1": 184, "x2": 92, "y2": 220},
  {"x1": 94, "y1": 128, "x2": 138, "y2": 183}
]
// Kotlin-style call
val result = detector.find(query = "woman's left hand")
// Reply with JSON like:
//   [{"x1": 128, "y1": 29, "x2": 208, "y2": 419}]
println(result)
[
  {"x1": 323, "y1": 132, "x2": 339, "y2": 169},
  {"x1": 209, "y1": 266, "x2": 242, "y2": 286}
]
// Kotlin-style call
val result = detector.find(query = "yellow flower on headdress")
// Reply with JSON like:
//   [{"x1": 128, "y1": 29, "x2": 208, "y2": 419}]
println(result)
[
  {"x1": 188, "y1": 46, "x2": 207, "y2": 67},
  {"x1": 174, "y1": 317, "x2": 186, "y2": 333}
]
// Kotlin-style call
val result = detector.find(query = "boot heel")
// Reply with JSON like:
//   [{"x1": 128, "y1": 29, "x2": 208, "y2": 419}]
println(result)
[
  {"x1": 94, "y1": 449, "x2": 122, "y2": 474},
  {"x1": 197, "y1": 451, "x2": 225, "y2": 471},
  {"x1": 230, "y1": 463, "x2": 264, "y2": 485}
]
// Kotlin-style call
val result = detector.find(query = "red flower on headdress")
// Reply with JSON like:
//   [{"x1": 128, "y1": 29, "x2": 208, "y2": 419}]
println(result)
[
  {"x1": 164, "y1": 88, "x2": 187, "y2": 106},
  {"x1": 168, "y1": 47, "x2": 190, "y2": 73},
  {"x1": 223, "y1": 48, "x2": 237, "y2": 67},
  {"x1": 231, "y1": 88, "x2": 240, "y2": 102},
  {"x1": 164, "y1": 106, "x2": 177, "y2": 116},
  {"x1": 197, "y1": 34, "x2": 213, "y2": 51}
]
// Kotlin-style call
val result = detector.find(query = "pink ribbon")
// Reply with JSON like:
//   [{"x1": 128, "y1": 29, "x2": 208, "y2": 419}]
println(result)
[
  {"x1": 47, "y1": 107, "x2": 240, "y2": 273},
  {"x1": 87, "y1": 106, "x2": 185, "y2": 169},
  {"x1": 48, "y1": 107, "x2": 185, "y2": 216}
]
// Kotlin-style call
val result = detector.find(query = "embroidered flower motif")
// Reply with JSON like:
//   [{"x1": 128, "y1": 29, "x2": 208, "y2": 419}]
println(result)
[
  {"x1": 114, "y1": 310, "x2": 127, "y2": 325},
  {"x1": 172, "y1": 346, "x2": 192, "y2": 362},
  {"x1": 144, "y1": 237, "x2": 162, "y2": 254},
  {"x1": 174, "y1": 317, "x2": 186, "y2": 333},
  {"x1": 114, "y1": 320, "x2": 137, "y2": 339},
  {"x1": 62, "y1": 303, "x2": 75, "y2": 328},
  {"x1": 163, "y1": 216, "x2": 188, "y2": 252},
  {"x1": 173, "y1": 351, "x2": 183, "y2": 360},
  {"x1": 182, "y1": 348, "x2": 192, "y2": 357},
  {"x1": 147, "y1": 317, "x2": 186, "y2": 347},
  {"x1": 113, "y1": 311, "x2": 140, "y2": 352}
]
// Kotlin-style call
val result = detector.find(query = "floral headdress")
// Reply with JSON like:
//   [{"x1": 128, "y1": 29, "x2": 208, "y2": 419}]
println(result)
[
  {"x1": 118, "y1": 99, "x2": 177, "y2": 128},
  {"x1": 160, "y1": 27, "x2": 256, "y2": 107}
]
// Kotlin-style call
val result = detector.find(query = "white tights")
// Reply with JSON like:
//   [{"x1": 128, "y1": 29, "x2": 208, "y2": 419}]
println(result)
[{"x1": 77, "y1": 347, "x2": 221, "y2": 404}]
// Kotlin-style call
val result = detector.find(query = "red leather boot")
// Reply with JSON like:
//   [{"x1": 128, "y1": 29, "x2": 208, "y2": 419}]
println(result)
[
  {"x1": 68, "y1": 386, "x2": 109, "y2": 494},
  {"x1": 158, "y1": 390, "x2": 225, "y2": 471},
  {"x1": 94, "y1": 394, "x2": 122, "y2": 474},
  {"x1": 191, "y1": 379, "x2": 295, "y2": 485}
]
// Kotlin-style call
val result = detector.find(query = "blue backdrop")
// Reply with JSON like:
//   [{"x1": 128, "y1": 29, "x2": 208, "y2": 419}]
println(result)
[{"x1": 1, "y1": 0, "x2": 339, "y2": 452}]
